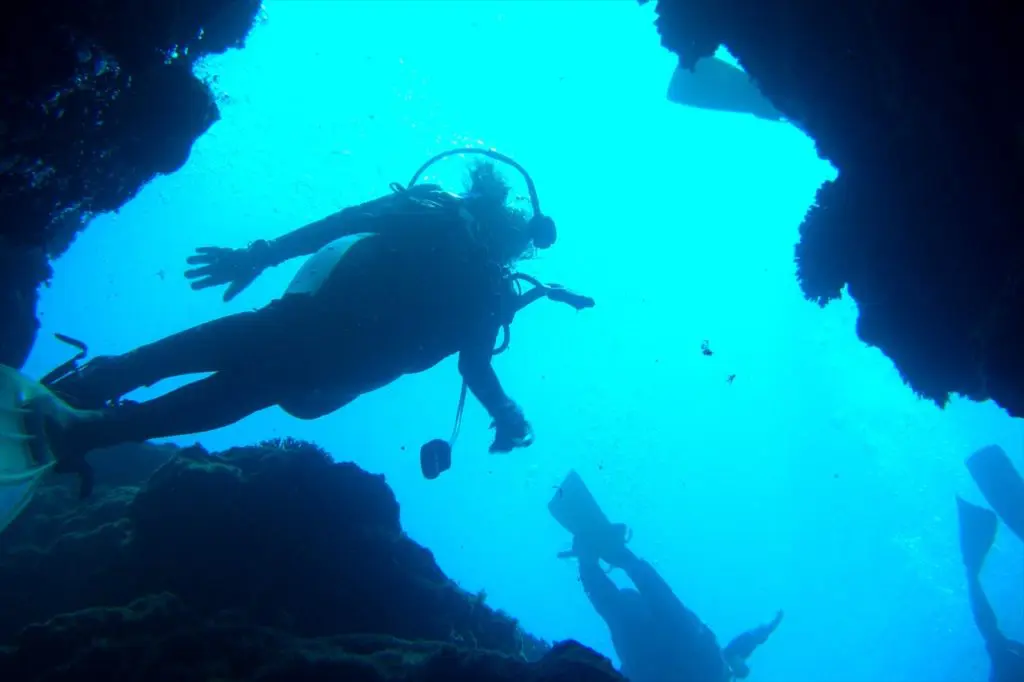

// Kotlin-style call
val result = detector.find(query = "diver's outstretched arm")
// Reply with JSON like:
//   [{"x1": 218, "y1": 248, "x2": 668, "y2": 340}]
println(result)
[
  {"x1": 458, "y1": 325, "x2": 510, "y2": 418},
  {"x1": 723, "y1": 610, "x2": 784, "y2": 662},
  {"x1": 186, "y1": 184, "x2": 455, "y2": 302},
  {"x1": 458, "y1": 325, "x2": 530, "y2": 452},
  {"x1": 578, "y1": 555, "x2": 625, "y2": 625},
  {"x1": 262, "y1": 184, "x2": 448, "y2": 267}
]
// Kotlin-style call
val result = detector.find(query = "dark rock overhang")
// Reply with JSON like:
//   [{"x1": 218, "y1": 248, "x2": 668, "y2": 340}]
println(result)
[
  {"x1": 646, "y1": 0, "x2": 1024, "y2": 415},
  {"x1": 0, "y1": 0, "x2": 264, "y2": 367}
]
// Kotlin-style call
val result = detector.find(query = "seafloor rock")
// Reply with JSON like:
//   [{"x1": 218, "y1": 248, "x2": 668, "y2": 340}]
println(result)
[
  {"x1": 0, "y1": 440, "x2": 618, "y2": 681},
  {"x1": 0, "y1": 593, "x2": 615, "y2": 682},
  {"x1": 645, "y1": 0, "x2": 1024, "y2": 415},
  {"x1": 0, "y1": 0, "x2": 264, "y2": 369}
]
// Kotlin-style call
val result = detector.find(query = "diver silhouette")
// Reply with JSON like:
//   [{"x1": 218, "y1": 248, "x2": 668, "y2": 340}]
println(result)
[
  {"x1": 550, "y1": 471, "x2": 783, "y2": 682},
  {"x1": 957, "y1": 444, "x2": 1024, "y2": 682},
  {"x1": 9, "y1": 150, "x2": 594, "y2": 498}
]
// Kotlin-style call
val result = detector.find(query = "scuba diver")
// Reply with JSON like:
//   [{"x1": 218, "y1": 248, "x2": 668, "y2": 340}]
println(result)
[
  {"x1": 0, "y1": 149, "x2": 595, "y2": 507},
  {"x1": 957, "y1": 444, "x2": 1024, "y2": 681},
  {"x1": 549, "y1": 470, "x2": 783, "y2": 682}
]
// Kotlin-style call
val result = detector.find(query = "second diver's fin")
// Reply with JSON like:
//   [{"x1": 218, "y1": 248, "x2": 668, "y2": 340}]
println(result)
[
  {"x1": 966, "y1": 444, "x2": 1024, "y2": 544},
  {"x1": 956, "y1": 496, "x2": 998, "y2": 577},
  {"x1": 549, "y1": 470, "x2": 613, "y2": 538},
  {"x1": 549, "y1": 470, "x2": 631, "y2": 559}
]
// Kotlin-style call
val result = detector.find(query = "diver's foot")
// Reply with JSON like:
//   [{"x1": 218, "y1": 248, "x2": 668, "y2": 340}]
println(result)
[{"x1": 37, "y1": 403, "x2": 100, "y2": 498}]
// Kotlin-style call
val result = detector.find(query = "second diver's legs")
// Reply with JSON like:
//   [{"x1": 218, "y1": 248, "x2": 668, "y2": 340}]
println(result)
[
  {"x1": 955, "y1": 496, "x2": 1009, "y2": 660},
  {"x1": 50, "y1": 296, "x2": 313, "y2": 408}
]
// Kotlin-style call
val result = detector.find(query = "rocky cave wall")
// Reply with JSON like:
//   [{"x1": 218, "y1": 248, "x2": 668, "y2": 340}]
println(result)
[
  {"x1": 0, "y1": 0, "x2": 265, "y2": 369},
  {"x1": 0, "y1": 440, "x2": 621, "y2": 681},
  {"x1": 646, "y1": 0, "x2": 1024, "y2": 416}
]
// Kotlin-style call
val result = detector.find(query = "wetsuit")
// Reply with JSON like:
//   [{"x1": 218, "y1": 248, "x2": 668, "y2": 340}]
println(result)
[
  {"x1": 579, "y1": 549, "x2": 781, "y2": 682},
  {"x1": 50, "y1": 187, "x2": 526, "y2": 461},
  {"x1": 579, "y1": 550, "x2": 732, "y2": 682}
]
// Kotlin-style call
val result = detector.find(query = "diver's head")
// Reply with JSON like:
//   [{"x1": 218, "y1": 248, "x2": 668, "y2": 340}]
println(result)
[{"x1": 462, "y1": 160, "x2": 535, "y2": 266}]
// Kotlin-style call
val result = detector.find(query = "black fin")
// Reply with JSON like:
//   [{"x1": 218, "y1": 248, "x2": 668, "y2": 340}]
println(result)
[
  {"x1": 956, "y1": 496, "x2": 998, "y2": 576},
  {"x1": 966, "y1": 445, "x2": 1024, "y2": 543}
]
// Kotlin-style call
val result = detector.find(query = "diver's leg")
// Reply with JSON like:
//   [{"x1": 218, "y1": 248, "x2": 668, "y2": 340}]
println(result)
[
  {"x1": 57, "y1": 370, "x2": 280, "y2": 455},
  {"x1": 51, "y1": 297, "x2": 310, "y2": 408},
  {"x1": 955, "y1": 496, "x2": 1005, "y2": 648}
]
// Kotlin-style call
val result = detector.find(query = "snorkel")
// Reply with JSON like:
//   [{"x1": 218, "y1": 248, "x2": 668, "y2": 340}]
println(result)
[{"x1": 404, "y1": 147, "x2": 558, "y2": 249}]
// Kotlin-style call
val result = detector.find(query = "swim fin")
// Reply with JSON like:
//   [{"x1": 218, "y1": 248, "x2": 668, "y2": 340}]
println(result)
[
  {"x1": 956, "y1": 496, "x2": 998, "y2": 577},
  {"x1": 0, "y1": 364, "x2": 95, "y2": 534},
  {"x1": 667, "y1": 58, "x2": 782, "y2": 123},
  {"x1": 966, "y1": 444, "x2": 1024, "y2": 544},
  {"x1": 549, "y1": 470, "x2": 630, "y2": 559}
]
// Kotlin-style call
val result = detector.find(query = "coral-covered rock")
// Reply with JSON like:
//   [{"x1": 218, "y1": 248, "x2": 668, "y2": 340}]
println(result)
[
  {"x1": 0, "y1": 0, "x2": 264, "y2": 369},
  {"x1": 0, "y1": 440, "x2": 611, "y2": 681},
  {"x1": 0, "y1": 593, "x2": 618, "y2": 682}
]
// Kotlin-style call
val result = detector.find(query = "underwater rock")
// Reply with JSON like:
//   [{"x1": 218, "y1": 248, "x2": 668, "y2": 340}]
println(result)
[
  {"x1": 646, "y1": 0, "x2": 1024, "y2": 415},
  {"x1": 0, "y1": 0, "x2": 264, "y2": 368},
  {"x1": 0, "y1": 439, "x2": 613, "y2": 680},
  {"x1": 0, "y1": 592, "x2": 618, "y2": 682}
]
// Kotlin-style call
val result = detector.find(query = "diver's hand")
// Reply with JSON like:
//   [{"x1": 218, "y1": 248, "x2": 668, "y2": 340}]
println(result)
[
  {"x1": 489, "y1": 401, "x2": 533, "y2": 453},
  {"x1": 185, "y1": 240, "x2": 274, "y2": 302},
  {"x1": 545, "y1": 283, "x2": 595, "y2": 311}
]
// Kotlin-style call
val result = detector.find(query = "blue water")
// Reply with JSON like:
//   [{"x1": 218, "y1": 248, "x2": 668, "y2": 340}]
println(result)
[{"x1": 19, "y1": 2, "x2": 1023, "y2": 680}]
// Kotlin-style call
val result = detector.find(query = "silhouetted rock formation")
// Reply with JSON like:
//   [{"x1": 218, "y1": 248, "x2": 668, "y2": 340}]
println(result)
[
  {"x1": 0, "y1": 440, "x2": 619, "y2": 681},
  {"x1": 0, "y1": 0, "x2": 263, "y2": 368},
  {"x1": 646, "y1": 0, "x2": 1024, "y2": 415}
]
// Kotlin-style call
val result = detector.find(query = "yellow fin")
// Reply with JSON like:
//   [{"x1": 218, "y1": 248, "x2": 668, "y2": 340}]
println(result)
[{"x1": 0, "y1": 365, "x2": 73, "y2": 535}]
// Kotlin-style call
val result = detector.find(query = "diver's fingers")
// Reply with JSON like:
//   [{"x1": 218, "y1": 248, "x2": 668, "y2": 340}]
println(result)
[
  {"x1": 192, "y1": 246, "x2": 231, "y2": 257},
  {"x1": 185, "y1": 256, "x2": 214, "y2": 267},
  {"x1": 184, "y1": 265, "x2": 228, "y2": 282},
  {"x1": 189, "y1": 278, "x2": 222, "y2": 292},
  {"x1": 186, "y1": 246, "x2": 232, "y2": 265},
  {"x1": 185, "y1": 253, "x2": 222, "y2": 267}
]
